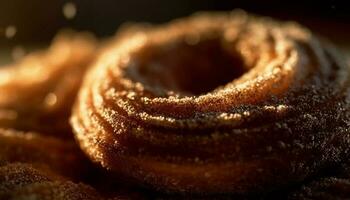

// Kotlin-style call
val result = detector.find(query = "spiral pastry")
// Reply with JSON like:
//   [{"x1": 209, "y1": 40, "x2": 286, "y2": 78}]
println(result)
[
  {"x1": 71, "y1": 11, "x2": 350, "y2": 194},
  {"x1": 0, "y1": 31, "x2": 96, "y2": 138}
]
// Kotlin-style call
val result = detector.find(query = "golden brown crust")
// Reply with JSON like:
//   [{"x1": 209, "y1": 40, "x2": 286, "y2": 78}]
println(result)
[
  {"x1": 71, "y1": 10, "x2": 350, "y2": 194},
  {"x1": 0, "y1": 31, "x2": 96, "y2": 138}
]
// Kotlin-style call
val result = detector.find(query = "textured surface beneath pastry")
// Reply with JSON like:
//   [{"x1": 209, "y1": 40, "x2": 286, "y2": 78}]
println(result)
[
  {"x1": 0, "y1": 31, "x2": 96, "y2": 138},
  {"x1": 0, "y1": 163, "x2": 103, "y2": 200},
  {"x1": 71, "y1": 11, "x2": 350, "y2": 194},
  {"x1": 0, "y1": 166, "x2": 148, "y2": 200},
  {"x1": 0, "y1": 128, "x2": 105, "y2": 200},
  {"x1": 0, "y1": 128, "x2": 90, "y2": 181},
  {"x1": 289, "y1": 177, "x2": 350, "y2": 199},
  {"x1": 288, "y1": 162, "x2": 350, "y2": 200}
]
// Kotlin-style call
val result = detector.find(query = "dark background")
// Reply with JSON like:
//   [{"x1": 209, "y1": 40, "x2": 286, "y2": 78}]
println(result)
[{"x1": 0, "y1": 0, "x2": 349, "y2": 44}]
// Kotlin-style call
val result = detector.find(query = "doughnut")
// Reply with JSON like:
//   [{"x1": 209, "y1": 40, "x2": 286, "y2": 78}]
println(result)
[
  {"x1": 0, "y1": 31, "x2": 96, "y2": 138},
  {"x1": 71, "y1": 11, "x2": 350, "y2": 194}
]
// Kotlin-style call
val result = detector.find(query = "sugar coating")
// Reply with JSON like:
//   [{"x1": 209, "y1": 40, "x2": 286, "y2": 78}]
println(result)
[{"x1": 71, "y1": 10, "x2": 350, "y2": 194}]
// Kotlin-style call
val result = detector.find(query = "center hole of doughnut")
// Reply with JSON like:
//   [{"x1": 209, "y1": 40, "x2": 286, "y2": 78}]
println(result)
[{"x1": 128, "y1": 37, "x2": 247, "y2": 95}]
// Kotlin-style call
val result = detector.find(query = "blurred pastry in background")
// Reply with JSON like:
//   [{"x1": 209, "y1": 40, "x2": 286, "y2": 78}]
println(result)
[{"x1": 0, "y1": 32, "x2": 96, "y2": 138}]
